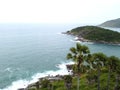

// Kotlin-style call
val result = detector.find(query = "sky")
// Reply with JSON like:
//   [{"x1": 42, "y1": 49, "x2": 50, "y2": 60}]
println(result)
[{"x1": 0, "y1": 0, "x2": 120, "y2": 24}]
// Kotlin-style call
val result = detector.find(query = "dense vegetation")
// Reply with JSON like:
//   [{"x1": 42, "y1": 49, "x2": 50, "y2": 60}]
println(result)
[
  {"x1": 27, "y1": 43, "x2": 120, "y2": 90},
  {"x1": 29, "y1": 73, "x2": 118, "y2": 90},
  {"x1": 99, "y1": 18, "x2": 120, "y2": 28},
  {"x1": 66, "y1": 26, "x2": 120, "y2": 44}
]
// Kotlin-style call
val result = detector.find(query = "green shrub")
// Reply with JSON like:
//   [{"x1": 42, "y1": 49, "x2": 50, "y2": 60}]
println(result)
[{"x1": 41, "y1": 79, "x2": 50, "y2": 88}]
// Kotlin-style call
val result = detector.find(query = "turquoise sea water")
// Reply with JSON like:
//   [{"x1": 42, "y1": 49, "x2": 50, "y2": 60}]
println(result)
[{"x1": 0, "y1": 24, "x2": 120, "y2": 90}]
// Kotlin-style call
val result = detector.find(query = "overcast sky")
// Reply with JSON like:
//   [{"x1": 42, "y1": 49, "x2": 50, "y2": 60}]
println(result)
[{"x1": 0, "y1": 0, "x2": 120, "y2": 24}]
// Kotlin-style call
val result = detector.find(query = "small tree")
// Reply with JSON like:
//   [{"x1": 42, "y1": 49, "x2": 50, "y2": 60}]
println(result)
[
  {"x1": 114, "y1": 60, "x2": 120, "y2": 90},
  {"x1": 106, "y1": 56, "x2": 119, "y2": 90},
  {"x1": 92, "y1": 53, "x2": 107, "y2": 90},
  {"x1": 86, "y1": 69, "x2": 97, "y2": 84},
  {"x1": 41, "y1": 79, "x2": 50, "y2": 88},
  {"x1": 64, "y1": 75, "x2": 73, "y2": 90}
]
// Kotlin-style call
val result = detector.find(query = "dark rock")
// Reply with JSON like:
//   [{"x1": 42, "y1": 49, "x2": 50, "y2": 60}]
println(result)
[{"x1": 17, "y1": 88, "x2": 25, "y2": 90}]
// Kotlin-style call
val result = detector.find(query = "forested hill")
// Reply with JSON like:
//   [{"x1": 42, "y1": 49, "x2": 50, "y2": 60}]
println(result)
[
  {"x1": 66, "y1": 26, "x2": 120, "y2": 44},
  {"x1": 99, "y1": 18, "x2": 120, "y2": 28}
]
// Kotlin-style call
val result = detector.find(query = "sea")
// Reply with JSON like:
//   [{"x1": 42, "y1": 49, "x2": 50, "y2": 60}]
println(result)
[{"x1": 0, "y1": 23, "x2": 120, "y2": 90}]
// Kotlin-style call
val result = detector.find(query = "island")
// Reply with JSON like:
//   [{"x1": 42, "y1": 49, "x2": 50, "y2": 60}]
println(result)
[
  {"x1": 99, "y1": 18, "x2": 120, "y2": 28},
  {"x1": 65, "y1": 26, "x2": 120, "y2": 44}
]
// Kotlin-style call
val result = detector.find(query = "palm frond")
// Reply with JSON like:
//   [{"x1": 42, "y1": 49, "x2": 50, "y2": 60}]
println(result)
[
  {"x1": 70, "y1": 47, "x2": 77, "y2": 54},
  {"x1": 67, "y1": 53, "x2": 72, "y2": 59}
]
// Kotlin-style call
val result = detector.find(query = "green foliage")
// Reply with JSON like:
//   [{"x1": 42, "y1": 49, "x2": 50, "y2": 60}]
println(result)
[
  {"x1": 38, "y1": 73, "x2": 117, "y2": 90},
  {"x1": 67, "y1": 43, "x2": 90, "y2": 73},
  {"x1": 28, "y1": 43, "x2": 120, "y2": 90},
  {"x1": 66, "y1": 43, "x2": 120, "y2": 90},
  {"x1": 92, "y1": 52, "x2": 107, "y2": 68},
  {"x1": 40, "y1": 79, "x2": 50, "y2": 88},
  {"x1": 64, "y1": 75, "x2": 73, "y2": 90},
  {"x1": 86, "y1": 70, "x2": 98, "y2": 84},
  {"x1": 28, "y1": 88, "x2": 36, "y2": 90},
  {"x1": 67, "y1": 26, "x2": 120, "y2": 43},
  {"x1": 64, "y1": 75, "x2": 72, "y2": 83}
]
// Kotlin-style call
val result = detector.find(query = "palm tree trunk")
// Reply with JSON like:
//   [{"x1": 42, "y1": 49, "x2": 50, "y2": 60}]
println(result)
[
  {"x1": 97, "y1": 68, "x2": 100, "y2": 90},
  {"x1": 77, "y1": 75, "x2": 80, "y2": 90},
  {"x1": 65, "y1": 83, "x2": 69, "y2": 90},
  {"x1": 77, "y1": 59, "x2": 81, "y2": 90},
  {"x1": 52, "y1": 84, "x2": 53, "y2": 90},
  {"x1": 107, "y1": 67, "x2": 111, "y2": 90},
  {"x1": 114, "y1": 74, "x2": 119, "y2": 90}
]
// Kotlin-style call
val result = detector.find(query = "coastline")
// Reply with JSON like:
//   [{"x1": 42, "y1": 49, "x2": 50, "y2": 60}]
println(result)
[
  {"x1": 63, "y1": 31, "x2": 120, "y2": 46},
  {"x1": 15, "y1": 62, "x2": 74, "y2": 90},
  {"x1": 62, "y1": 25, "x2": 120, "y2": 46},
  {"x1": 75, "y1": 36, "x2": 120, "y2": 46}
]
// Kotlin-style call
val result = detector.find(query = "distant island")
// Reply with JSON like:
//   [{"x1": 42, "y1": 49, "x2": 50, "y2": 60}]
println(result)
[
  {"x1": 65, "y1": 26, "x2": 120, "y2": 44},
  {"x1": 99, "y1": 18, "x2": 120, "y2": 28}
]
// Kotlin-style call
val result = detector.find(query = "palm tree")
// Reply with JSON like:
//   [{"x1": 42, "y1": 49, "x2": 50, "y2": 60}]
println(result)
[
  {"x1": 92, "y1": 53, "x2": 107, "y2": 90},
  {"x1": 85, "y1": 54, "x2": 97, "y2": 84},
  {"x1": 106, "y1": 56, "x2": 119, "y2": 90},
  {"x1": 67, "y1": 43, "x2": 90, "y2": 90},
  {"x1": 86, "y1": 67, "x2": 98, "y2": 85}
]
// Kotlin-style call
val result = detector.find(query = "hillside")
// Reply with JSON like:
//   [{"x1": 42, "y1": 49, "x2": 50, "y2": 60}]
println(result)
[
  {"x1": 99, "y1": 18, "x2": 120, "y2": 28},
  {"x1": 66, "y1": 26, "x2": 120, "y2": 44}
]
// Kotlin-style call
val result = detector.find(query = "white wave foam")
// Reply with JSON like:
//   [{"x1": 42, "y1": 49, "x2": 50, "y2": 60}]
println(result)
[
  {"x1": 69, "y1": 39, "x2": 75, "y2": 42},
  {"x1": 57, "y1": 32, "x2": 62, "y2": 35},
  {"x1": 70, "y1": 39, "x2": 82, "y2": 43},
  {"x1": 74, "y1": 40, "x2": 82, "y2": 43},
  {"x1": 74, "y1": 40, "x2": 91, "y2": 44},
  {"x1": 4, "y1": 68, "x2": 12, "y2": 73},
  {"x1": 83, "y1": 42, "x2": 94, "y2": 45},
  {"x1": 1, "y1": 61, "x2": 74, "y2": 90},
  {"x1": 74, "y1": 37, "x2": 78, "y2": 40}
]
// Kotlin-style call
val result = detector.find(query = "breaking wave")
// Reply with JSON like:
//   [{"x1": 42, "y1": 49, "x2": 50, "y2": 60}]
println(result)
[{"x1": 0, "y1": 62, "x2": 74, "y2": 90}]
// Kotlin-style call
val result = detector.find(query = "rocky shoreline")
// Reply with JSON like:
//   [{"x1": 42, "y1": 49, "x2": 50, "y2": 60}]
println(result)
[
  {"x1": 63, "y1": 25, "x2": 120, "y2": 46},
  {"x1": 75, "y1": 36, "x2": 120, "y2": 45},
  {"x1": 63, "y1": 31, "x2": 120, "y2": 46},
  {"x1": 17, "y1": 64, "x2": 73, "y2": 90},
  {"x1": 18, "y1": 75, "x2": 65, "y2": 90}
]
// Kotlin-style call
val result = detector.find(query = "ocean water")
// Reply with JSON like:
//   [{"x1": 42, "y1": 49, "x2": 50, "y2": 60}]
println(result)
[{"x1": 0, "y1": 24, "x2": 120, "y2": 90}]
